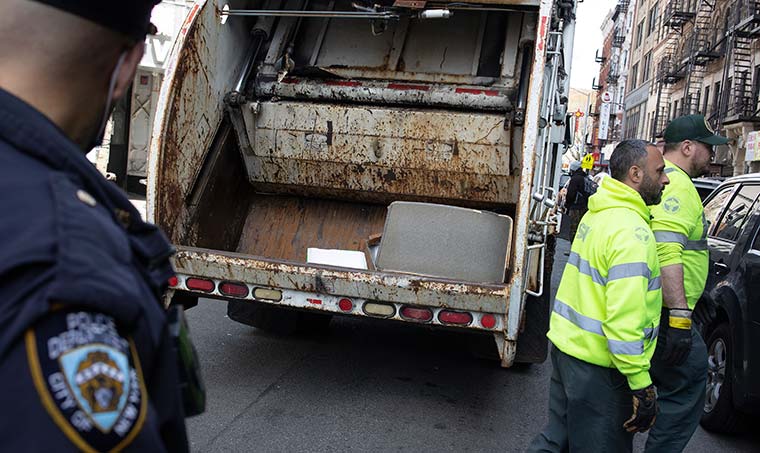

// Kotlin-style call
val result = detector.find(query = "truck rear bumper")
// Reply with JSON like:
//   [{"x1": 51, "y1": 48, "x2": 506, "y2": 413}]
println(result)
[{"x1": 170, "y1": 246, "x2": 510, "y2": 333}]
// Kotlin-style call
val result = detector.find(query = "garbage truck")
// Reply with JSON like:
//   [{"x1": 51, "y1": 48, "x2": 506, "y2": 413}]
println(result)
[{"x1": 147, "y1": 0, "x2": 577, "y2": 367}]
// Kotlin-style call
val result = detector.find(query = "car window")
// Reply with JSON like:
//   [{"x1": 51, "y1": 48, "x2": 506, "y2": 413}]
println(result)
[
  {"x1": 704, "y1": 185, "x2": 736, "y2": 235},
  {"x1": 713, "y1": 185, "x2": 760, "y2": 242}
]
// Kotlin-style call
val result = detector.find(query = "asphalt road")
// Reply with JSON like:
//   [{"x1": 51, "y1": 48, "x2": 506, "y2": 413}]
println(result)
[{"x1": 183, "y1": 237, "x2": 759, "y2": 452}]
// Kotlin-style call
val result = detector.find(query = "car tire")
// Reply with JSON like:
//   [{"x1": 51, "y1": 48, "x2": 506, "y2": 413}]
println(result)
[
  {"x1": 227, "y1": 300, "x2": 331, "y2": 335},
  {"x1": 700, "y1": 322, "x2": 744, "y2": 433}
]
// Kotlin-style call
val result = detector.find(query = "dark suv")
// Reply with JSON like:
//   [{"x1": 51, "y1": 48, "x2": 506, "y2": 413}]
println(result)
[{"x1": 695, "y1": 174, "x2": 760, "y2": 433}]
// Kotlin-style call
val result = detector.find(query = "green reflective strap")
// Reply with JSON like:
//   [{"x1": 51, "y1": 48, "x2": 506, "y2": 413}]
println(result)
[
  {"x1": 553, "y1": 299, "x2": 604, "y2": 336},
  {"x1": 654, "y1": 230, "x2": 688, "y2": 246},
  {"x1": 553, "y1": 299, "x2": 654, "y2": 355},
  {"x1": 568, "y1": 252, "x2": 606, "y2": 286},
  {"x1": 608, "y1": 338, "x2": 644, "y2": 355},
  {"x1": 608, "y1": 262, "x2": 651, "y2": 282}
]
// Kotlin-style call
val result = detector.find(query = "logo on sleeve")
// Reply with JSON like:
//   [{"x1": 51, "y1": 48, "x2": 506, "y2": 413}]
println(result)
[
  {"x1": 577, "y1": 223, "x2": 591, "y2": 241},
  {"x1": 25, "y1": 311, "x2": 146, "y2": 453},
  {"x1": 635, "y1": 226, "x2": 651, "y2": 243},
  {"x1": 662, "y1": 196, "x2": 681, "y2": 214}
]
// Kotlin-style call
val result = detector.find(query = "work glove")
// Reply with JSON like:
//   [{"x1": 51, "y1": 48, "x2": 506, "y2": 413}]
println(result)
[
  {"x1": 656, "y1": 308, "x2": 693, "y2": 366},
  {"x1": 623, "y1": 384, "x2": 658, "y2": 433}
]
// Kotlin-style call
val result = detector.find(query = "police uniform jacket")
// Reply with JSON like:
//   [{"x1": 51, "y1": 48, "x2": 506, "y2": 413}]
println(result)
[{"x1": 0, "y1": 88, "x2": 188, "y2": 452}]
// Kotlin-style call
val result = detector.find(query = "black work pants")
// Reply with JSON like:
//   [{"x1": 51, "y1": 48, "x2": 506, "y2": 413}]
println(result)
[
  {"x1": 527, "y1": 346, "x2": 634, "y2": 453},
  {"x1": 644, "y1": 328, "x2": 708, "y2": 452}
]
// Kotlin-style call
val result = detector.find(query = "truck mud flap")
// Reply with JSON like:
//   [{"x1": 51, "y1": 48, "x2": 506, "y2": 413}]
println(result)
[{"x1": 513, "y1": 235, "x2": 554, "y2": 363}]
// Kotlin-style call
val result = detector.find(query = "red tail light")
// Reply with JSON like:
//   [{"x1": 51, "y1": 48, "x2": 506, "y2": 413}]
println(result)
[
  {"x1": 338, "y1": 298, "x2": 354, "y2": 312},
  {"x1": 481, "y1": 314, "x2": 497, "y2": 329},
  {"x1": 400, "y1": 306, "x2": 433, "y2": 322},
  {"x1": 186, "y1": 278, "x2": 214, "y2": 293},
  {"x1": 219, "y1": 282, "x2": 249, "y2": 298},
  {"x1": 439, "y1": 310, "x2": 472, "y2": 326},
  {"x1": 168, "y1": 276, "x2": 178, "y2": 287}
]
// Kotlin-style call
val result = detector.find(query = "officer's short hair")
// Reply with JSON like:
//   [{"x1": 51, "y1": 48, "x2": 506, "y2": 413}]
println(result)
[
  {"x1": 609, "y1": 139, "x2": 649, "y2": 181},
  {"x1": 663, "y1": 142, "x2": 680, "y2": 154}
]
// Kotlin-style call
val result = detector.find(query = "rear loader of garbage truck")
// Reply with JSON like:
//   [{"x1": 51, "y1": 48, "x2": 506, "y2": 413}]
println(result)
[{"x1": 147, "y1": 0, "x2": 576, "y2": 367}]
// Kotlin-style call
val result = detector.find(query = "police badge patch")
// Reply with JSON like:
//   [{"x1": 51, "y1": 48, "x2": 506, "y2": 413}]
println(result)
[{"x1": 25, "y1": 311, "x2": 147, "y2": 453}]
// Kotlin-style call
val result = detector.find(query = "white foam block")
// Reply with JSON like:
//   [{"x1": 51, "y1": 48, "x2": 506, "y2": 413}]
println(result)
[{"x1": 307, "y1": 248, "x2": 368, "y2": 270}]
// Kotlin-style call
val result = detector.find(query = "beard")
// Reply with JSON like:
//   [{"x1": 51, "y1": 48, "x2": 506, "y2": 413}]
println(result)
[
  {"x1": 640, "y1": 173, "x2": 665, "y2": 206},
  {"x1": 693, "y1": 157, "x2": 711, "y2": 177}
]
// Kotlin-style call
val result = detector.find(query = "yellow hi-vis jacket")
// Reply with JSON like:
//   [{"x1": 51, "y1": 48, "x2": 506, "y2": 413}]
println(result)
[
  {"x1": 548, "y1": 177, "x2": 662, "y2": 390},
  {"x1": 650, "y1": 160, "x2": 709, "y2": 310}
]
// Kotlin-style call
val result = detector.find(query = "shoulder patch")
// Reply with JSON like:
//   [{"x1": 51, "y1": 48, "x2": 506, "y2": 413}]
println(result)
[
  {"x1": 577, "y1": 223, "x2": 591, "y2": 241},
  {"x1": 25, "y1": 311, "x2": 146, "y2": 453},
  {"x1": 634, "y1": 226, "x2": 651, "y2": 243},
  {"x1": 662, "y1": 196, "x2": 681, "y2": 214}
]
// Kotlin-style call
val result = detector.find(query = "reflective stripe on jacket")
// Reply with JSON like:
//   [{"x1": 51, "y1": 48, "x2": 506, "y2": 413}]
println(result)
[
  {"x1": 649, "y1": 160, "x2": 709, "y2": 310},
  {"x1": 548, "y1": 177, "x2": 662, "y2": 390}
]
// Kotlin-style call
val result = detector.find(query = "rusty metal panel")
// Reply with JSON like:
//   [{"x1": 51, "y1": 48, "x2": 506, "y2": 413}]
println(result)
[
  {"x1": 146, "y1": 0, "x2": 252, "y2": 239},
  {"x1": 255, "y1": 79, "x2": 512, "y2": 111},
  {"x1": 235, "y1": 194, "x2": 387, "y2": 262},
  {"x1": 239, "y1": 101, "x2": 517, "y2": 205},
  {"x1": 504, "y1": 0, "x2": 550, "y2": 347},
  {"x1": 172, "y1": 247, "x2": 511, "y2": 313}
]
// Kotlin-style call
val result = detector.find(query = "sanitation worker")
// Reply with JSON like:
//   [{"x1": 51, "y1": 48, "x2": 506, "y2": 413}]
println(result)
[
  {"x1": 644, "y1": 115, "x2": 726, "y2": 452},
  {"x1": 0, "y1": 1, "x2": 192, "y2": 451},
  {"x1": 528, "y1": 139, "x2": 670, "y2": 452}
]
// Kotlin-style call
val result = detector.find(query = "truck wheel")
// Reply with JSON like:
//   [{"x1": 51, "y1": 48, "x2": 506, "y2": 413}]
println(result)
[
  {"x1": 700, "y1": 322, "x2": 744, "y2": 433},
  {"x1": 227, "y1": 300, "x2": 331, "y2": 335}
]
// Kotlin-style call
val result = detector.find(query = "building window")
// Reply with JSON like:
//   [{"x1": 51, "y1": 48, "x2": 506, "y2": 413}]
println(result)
[
  {"x1": 703, "y1": 86, "x2": 710, "y2": 115},
  {"x1": 673, "y1": 100, "x2": 679, "y2": 119},
  {"x1": 636, "y1": 20, "x2": 645, "y2": 48},
  {"x1": 753, "y1": 65, "x2": 760, "y2": 113},
  {"x1": 647, "y1": 5, "x2": 658, "y2": 36},
  {"x1": 712, "y1": 81, "x2": 721, "y2": 116},
  {"x1": 630, "y1": 62, "x2": 639, "y2": 90},
  {"x1": 642, "y1": 52, "x2": 652, "y2": 82},
  {"x1": 625, "y1": 105, "x2": 642, "y2": 139}
]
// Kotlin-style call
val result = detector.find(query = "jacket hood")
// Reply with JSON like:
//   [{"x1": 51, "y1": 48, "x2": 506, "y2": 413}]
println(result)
[{"x1": 588, "y1": 176, "x2": 651, "y2": 223}]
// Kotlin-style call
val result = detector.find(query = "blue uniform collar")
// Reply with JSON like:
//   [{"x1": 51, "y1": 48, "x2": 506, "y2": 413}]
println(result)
[{"x1": 0, "y1": 86, "x2": 175, "y2": 305}]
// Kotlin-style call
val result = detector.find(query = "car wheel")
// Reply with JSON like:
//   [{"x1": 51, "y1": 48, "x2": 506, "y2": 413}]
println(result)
[{"x1": 700, "y1": 322, "x2": 744, "y2": 433}]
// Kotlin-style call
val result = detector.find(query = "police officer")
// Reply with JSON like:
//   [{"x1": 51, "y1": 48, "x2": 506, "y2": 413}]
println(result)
[
  {"x1": 528, "y1": 140, "x2": 670, "y2": 452},
  {"x1": 645, "y1": 115, "x2": 725, "y2": 452},
  {"x1": 0, "y1": 1, "x2": 190, "y2": 451}
]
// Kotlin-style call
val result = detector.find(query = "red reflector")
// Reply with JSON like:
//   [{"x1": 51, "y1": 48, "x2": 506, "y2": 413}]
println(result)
[
  {"x1": 186, "y1": 278, "x2": 214, "y2": 293},
  {"x1": 280, "y1": 77, "x2": 299, "y2": 84},
  {"x1": 324, "y1": 80, "x2": 361, "y2": 87},
  {"x1": 481, "y1": 314, "x2": 497, "y2": 329},
  {"x1": 168, "y1": 276, "x2": 178, "y2": 287},
  {"x1": 455, "y1": 87, "x2": 499, "y2": 96},
  {"x1": 388, "y1": 83, "x2": 430, "y2": 91},
  {"x1": 439, "y1": 310, "x2": 473, "y2": 325},
  {"x1": 400, "y1": 306, "x2": 433, "y2": 322},
  {"x1": 338, "y1": 298, "x2": 353, "y2": 312},
  {"x1": 219, "y1": 282, "x2": 249, "y2": 298},
  {"x1": 307, "y1": 298, "x2": 323, "y2": 305}
]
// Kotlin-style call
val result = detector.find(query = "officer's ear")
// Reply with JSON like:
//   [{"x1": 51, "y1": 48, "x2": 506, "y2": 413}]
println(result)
[
  {"x1": 112, "y1": 42, "x2": 145, "y2": 102},
  {"x1": 629, "y1": 164, "x2": 643, "y2": 184},
  {"x1": 681, "y1": 140, "x2": 695, "y2": 158}
]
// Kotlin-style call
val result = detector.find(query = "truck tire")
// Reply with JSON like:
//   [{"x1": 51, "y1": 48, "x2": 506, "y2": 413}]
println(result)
[
  {"x1": 227, "y1": 300, "x2": 331, "y2": 335},
  {"x1": 700, "y1": 322, "x2": 744, "y2": 433}
]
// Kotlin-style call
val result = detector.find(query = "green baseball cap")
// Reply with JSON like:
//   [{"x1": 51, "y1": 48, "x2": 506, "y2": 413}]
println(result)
[{"x1": 664, "y1": 114, "x2": 729, "y2": 145}]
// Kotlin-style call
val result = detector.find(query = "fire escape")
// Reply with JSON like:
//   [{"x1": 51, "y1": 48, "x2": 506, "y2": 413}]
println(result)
[
  {"x1": 682, "y1": 1, "x2": 722, "y2": 114},
  {"x1": 720, "y1": 0, "x2": 760, "y2": 127},
  {"x1": 654, "y1": 0, "x2": 696, "y2": 138},
  {"x1": 655, "y1": 0, "x2": 721, "y2": 138}
]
